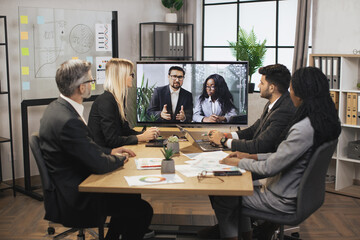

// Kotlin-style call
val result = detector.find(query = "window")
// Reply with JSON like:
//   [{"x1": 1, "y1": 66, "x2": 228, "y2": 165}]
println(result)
[{"x1": 202, "y1": 0, "x2": 311, "y2": 91}]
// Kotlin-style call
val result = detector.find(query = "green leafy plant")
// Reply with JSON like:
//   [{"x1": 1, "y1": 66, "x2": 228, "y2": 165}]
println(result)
[
  {"x1": 161, "y1": 0, "x2": 183, "y2": 13},
  {"x1": 229, "y1": 27, "x2": 267, "y2": 83},
  {"x1": 136, "y1": 74, "x2": 158, "y2": 122},
  {"x1": 161, "y1": 146, "x2": 174, "y2": 160},
  {"x1": 167, "y1": 135, "x2": 179, "y2": 143}
]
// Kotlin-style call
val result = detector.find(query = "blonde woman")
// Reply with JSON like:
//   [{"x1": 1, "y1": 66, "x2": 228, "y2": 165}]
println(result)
[{"x1": 88, "y1": 58, "x2": 159, "y2": 148}]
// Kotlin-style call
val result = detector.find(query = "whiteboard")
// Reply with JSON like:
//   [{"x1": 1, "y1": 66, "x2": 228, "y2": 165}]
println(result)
[{"x1": 19, "y1": 7, "x2": 114, "y2": 100}]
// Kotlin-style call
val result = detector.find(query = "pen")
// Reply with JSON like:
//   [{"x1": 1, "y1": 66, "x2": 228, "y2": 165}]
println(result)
[{"x1": 141, "y1": 165, "x2": 161, "y2": 168}]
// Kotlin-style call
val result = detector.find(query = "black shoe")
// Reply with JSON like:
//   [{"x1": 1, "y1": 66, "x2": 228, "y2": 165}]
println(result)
[
  {"x1": 143, "y1": 229, "x2": 155, "y2": 239},
  {"x1": 254, "y1": 221, "x2": 279, "y2": 240},
  {"x1": 197, "y1": 224, "x2": 221, "y2": 239}
]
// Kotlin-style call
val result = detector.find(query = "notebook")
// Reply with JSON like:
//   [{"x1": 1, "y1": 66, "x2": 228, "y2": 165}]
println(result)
[{"x1": 176, "y1": 125, "x2": 224, "y2": 152}]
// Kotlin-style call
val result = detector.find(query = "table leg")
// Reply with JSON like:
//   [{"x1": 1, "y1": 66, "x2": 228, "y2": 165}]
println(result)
[{"x1": 238, "y1": 196, "x2": 243, "y2": 239}]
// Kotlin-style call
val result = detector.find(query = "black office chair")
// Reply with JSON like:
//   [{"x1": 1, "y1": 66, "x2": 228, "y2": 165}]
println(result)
[
  {"x1": 242, "y1": 139, "x2": 338, "y2": 240},
  {"x1": 30, "y1": 133, "x2": 104, "y2": 240}
]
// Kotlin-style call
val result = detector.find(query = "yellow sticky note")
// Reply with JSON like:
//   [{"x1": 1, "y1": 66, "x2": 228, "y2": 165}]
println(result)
[
  {"x1": 21, "y1": 32, "x2": 29, "y2": 40},
  {"x1": 22, "y1": 66, "x2": 29, "y2": 75},
  {"x1": 21, "y1": 48, "x2": 29, "y2": 56},
  {"x1": 20, "y1": 16, "x2": 28, "y2": 24},
  {"x1": 91, "y1": 83, "x2": 96, "y2": 90},
  {"x1": 72, "y1": 57, "x2": 78, "y2": 60}
]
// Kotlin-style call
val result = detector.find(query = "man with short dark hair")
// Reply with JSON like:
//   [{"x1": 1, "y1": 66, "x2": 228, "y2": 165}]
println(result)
[
  {"x1": 147, "y1": 66, "x2": 193, "y2": 122},
  {"x1": 39, "y1": 59, "x2": 153, "y2": 240},
  {"x1": 200, "y1": 64, "x2": 296, "y2": 240},
  {"x1": 209, "y1": 64, "x2": 296, "y2": 154}
]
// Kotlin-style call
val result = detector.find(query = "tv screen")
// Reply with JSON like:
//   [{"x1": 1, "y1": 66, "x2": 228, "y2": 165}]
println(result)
[{"x1": 136, "y1": 61, "x2": 248, "y2": 126}]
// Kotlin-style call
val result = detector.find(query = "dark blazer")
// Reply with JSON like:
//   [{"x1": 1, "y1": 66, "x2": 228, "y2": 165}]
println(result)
[
  {"x1": 88, "y1": 91, "x2": 139, "y2": 148},
  {"x1": 147, "y1": 85, "x2": 193, "y2": 122},
  {"x1": 231, "y1": 92, "x2": 296, "y2": 154},
  {"x1": 39, "y1": 97, "x2": 124, "y2": 227}
]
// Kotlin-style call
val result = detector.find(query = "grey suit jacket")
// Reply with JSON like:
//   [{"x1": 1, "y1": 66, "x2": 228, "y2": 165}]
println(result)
[
  {"x1": 238, "y1": 117, "x2": 314, "y2": 199},
  {"x1": 231, "y1": 92, "x2": 296, "y2": 153}
]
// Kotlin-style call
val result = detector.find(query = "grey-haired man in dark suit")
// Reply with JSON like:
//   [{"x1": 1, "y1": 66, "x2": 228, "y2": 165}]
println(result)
[{"x1": 39, "y1": 59, "x2": 153, "y2": 240}]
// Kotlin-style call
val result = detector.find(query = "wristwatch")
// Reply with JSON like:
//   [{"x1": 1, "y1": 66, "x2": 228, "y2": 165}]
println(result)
[{"x1": 220, "y1": 136, "x2": 228, "y2": 147}]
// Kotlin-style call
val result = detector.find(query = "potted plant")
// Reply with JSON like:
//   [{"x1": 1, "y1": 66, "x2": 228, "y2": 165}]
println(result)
[
  {"x1": 166, "y1": 135, "x2": 179, "y2": 154},
  {"x1": 160, "y1": 146, "x2": 175, "y2": 173},
  {"x1": 136, "y1": 74, "x2": 158, "y2": 122},
  {"x1": 161, "y1": 0, "x2": 183, "y2": 23},
  {"x1": 229, "y1": 27, "x2": 267, "y2": 93}
]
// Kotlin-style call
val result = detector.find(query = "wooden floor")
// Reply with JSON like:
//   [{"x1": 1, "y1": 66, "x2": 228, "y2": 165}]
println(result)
[{"x1": 0, "y1": 186, "x2": 360, "y2": 240}]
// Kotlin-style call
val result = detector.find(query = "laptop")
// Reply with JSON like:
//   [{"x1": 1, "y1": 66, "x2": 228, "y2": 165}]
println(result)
[{"x1": 176, "y1": 125, "x2": 225, "y2": 152}]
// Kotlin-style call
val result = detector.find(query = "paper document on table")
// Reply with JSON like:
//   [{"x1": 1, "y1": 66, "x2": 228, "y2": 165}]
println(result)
[
  {"x1": 190, "y1": 151, "x2": 245, "y2": 173},
  {"x1": 182, "y1": 152, "x2": 202, "y2": 159},
  {"x1": 124, "y1": 174, "x2": 184, "y2": 186},
  {"x1": 176, "y1": 164, "x2": 204, "y2": 177},
  {"x1": 135, "y1": 158, "x2": 162, "y2": 170}
]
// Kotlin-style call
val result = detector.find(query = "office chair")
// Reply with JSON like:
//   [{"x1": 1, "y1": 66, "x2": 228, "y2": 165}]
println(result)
[
  {"x1": 242, "y1": 139, "x2": 338, "y2": 240},
  {"x1": 30, "y1": 133, "x2": 104, "y2": 240}
]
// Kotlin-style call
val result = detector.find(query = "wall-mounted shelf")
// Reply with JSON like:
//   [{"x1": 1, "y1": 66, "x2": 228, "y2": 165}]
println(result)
[{"x1": 139, "y1": 22, "x2": 194, "y2": 61}]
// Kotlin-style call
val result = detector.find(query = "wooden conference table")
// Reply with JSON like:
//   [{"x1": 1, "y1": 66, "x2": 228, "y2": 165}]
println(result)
[{"x1": 79, "y1": 139, "x2": 254, "y2": 237}]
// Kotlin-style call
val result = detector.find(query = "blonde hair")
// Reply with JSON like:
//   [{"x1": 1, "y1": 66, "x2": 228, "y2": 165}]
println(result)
[{"x1": 103, "y1": 58, "x2": 134, "y2": 121}]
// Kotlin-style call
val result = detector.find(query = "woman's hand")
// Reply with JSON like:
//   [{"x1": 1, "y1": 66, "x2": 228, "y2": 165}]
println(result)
[
  {"x1": 137, "y1": 127, "x2": 160, "y2": 142},
  {"x1": 227, "y1": 152, "x2": 251, "y2": 159},
  {"x1": 219, "y1": 157, "x2": 240, "y2": 166},
  {"x1": 203, "y1": 115, "x2": 218, "y2": 122}
]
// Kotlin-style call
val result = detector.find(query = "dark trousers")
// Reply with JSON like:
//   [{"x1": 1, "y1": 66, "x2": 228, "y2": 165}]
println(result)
[{"x1": 100, "y1": 193, "x2": 153, "y2": 240}]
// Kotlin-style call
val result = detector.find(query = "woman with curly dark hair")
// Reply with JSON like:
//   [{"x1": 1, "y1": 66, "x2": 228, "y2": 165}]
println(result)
[
  {"x1": 193, "y1": 74, "x2": 237, "y2": 122},
  {"x1": 206, "y1": 67, "x2": 341, "y2": 240}
]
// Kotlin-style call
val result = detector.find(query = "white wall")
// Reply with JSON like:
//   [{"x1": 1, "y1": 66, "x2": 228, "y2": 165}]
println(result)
[
  {"x1": 0, "y1": 0, "x2": 195, "y2": 180},
  {"x1": 312, "y1": 0, "x2": 360, "y2": 54}
]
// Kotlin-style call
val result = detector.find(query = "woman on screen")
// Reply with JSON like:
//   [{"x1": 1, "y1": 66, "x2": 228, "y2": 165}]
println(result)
[
  {"x1": 88, "y1": 58, "x2": 159, "y2": 148},
  {"x1": 192, "y1": 73, "x2": 237, "y2": 123},
  {"x1": 206, "y1": 67, "x2": 341, "y2": 240}
]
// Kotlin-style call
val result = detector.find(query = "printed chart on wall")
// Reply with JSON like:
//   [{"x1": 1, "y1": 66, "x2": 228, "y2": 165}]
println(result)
[{"x1": 19, "y1": 7, "x2": 114, "y2": 100}]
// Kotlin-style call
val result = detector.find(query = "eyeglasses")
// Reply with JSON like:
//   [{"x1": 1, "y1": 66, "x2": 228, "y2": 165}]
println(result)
[
  {"x1": 130, "y1": 73, "x2": 135, "y2": 78},
  {"x1": 82, "y1": 79, "x2": 96, "y2": 84},
  {"x1": 206, "y1": 86, "x2": 215, "y2": 90},
  {"x1": 197, "y1": 170, "x2": 224, "y2": 183},
  {"x1": 170, "y1": 75, "x2": 184, "y2": 80}
]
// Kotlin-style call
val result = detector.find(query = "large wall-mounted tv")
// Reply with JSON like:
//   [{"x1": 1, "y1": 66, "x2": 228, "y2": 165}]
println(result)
[{"x1": 136, "y1": 61, "x2": 248, "y2": 127}]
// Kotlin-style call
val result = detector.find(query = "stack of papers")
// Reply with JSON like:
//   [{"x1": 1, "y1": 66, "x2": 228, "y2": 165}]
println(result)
[{"x1": 177, "y1": 151, "x2": 246, "y2": 177}]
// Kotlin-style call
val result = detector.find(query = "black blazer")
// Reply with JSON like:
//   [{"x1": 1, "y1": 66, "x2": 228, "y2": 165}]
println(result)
[
  {"x1": 147, "y1": 85, "x2": 193, "y2": 122},
  {"x1": 39, "y1": 97, "x2": 124, "y2": 227},
  {"x1": 231, "y1": 92, "x2": 296, "y2": 154},
  {"x1": 88, "y1": 91, "x2": 139, "y2": 148}
]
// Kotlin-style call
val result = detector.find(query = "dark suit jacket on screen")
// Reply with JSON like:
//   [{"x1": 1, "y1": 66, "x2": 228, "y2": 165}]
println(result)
[
  {"x1": 88, "y1": 91, "x2": 140, "y2": 148},
  {"x1": 39, "y1": 97, "x2": 124, "y2": 227},
  {"x1": 147, "y1": 85, "x2": 193, "y2": 122},
  {"x1": 231, "y1": 92, "x2": 296, "y2": 154}
]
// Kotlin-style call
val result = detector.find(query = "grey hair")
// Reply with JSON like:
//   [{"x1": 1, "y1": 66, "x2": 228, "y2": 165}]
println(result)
[{"x1": 55, "y1": 59, "x2": 91, "y2": 97}]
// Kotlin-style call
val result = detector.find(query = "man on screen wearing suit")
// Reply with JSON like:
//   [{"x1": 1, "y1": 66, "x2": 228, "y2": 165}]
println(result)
[
  {"x1": 147, "y1": 66, "x2": 193, "y2": 122},
  {"x1": 39, "y1": 59, "x2": 153, "y2": 240}
]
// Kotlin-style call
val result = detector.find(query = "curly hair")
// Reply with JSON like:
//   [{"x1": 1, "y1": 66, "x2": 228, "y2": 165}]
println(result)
[
  {"x1": 277, "y1": 67, "x2": 341, "y2": 148},
  {"x1": 198, "y1": 74, "x2": 237, "y2": 114}
]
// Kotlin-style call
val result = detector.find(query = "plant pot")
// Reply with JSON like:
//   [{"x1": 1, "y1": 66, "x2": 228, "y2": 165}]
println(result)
[
  {"x1": 248, "y1": 83, "x2": 255, "y2": 93},
  {"x1": 165, "y1": 13, "x2": 177, "y2": 23},
  {"x1": 161, "y1": 159, "x2": 175, "y2": 174},
  {"x1": 167, "y1": 142, "x2": 179, "y2": 154}
]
